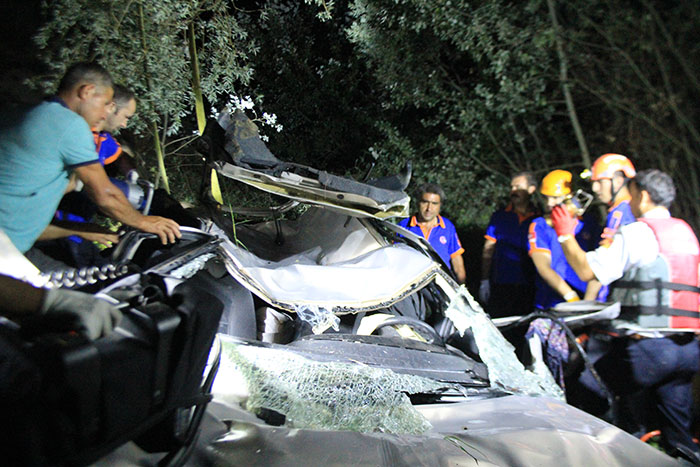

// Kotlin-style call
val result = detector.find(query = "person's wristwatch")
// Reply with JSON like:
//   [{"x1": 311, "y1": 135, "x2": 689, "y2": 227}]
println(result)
[{"x1": 557, "y1": 234, "x2": 574, "y2": 243}]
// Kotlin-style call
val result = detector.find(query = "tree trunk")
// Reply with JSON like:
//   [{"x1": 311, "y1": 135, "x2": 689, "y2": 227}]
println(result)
[{"x1": 547, "y1": 0, "x2": 591, "y2": 169}]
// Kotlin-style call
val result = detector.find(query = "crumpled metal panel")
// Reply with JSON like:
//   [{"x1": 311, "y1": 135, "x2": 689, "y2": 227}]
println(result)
[
  {"x1": 215, "y1": 161, "x2": 410, "y2": 219},
  {"x1": 192, "y1": 396, "x2": 678, "y2": 466}
]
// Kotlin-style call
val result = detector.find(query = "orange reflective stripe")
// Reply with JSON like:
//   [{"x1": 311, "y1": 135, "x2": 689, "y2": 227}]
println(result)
[{"x1": 102, "y1": 146, "x2": 122, "y2": 165}]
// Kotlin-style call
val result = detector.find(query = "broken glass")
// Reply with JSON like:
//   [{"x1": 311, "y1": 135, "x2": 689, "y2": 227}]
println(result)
[{"x1": 214, "y1": 337, "x2": 462, "y2": 435}]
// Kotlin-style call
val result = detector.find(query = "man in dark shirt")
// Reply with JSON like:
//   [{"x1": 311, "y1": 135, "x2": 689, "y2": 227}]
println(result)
[{"x1": 480, "y1": 172, "x2": 539, "y2": 317}]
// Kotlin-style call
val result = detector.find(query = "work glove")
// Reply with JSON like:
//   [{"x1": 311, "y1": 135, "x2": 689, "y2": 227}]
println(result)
[
  {"x1": 126, "y1": 169, "x2": 139, "y2": 184},
  {"x1": 40, "y1": 288, "x2": 123, "y2": 340},
  {"x1": 551, "y1": 204, "x2": 577, "y2": 239},
  {"x1": 479, "y1": 279, "x2": 490, "y2": 304},
  {"x1": 563, "y1": 290, "x2": 581, "y2": 303}
]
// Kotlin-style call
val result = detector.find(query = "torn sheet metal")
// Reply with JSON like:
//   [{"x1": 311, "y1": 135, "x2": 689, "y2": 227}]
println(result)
[
  {"x1": 214, "y1": 161, "x2": 409, "y2": 219},
  {"x1": 191, "y1": 394, "x2": 678, "y2": 467}
]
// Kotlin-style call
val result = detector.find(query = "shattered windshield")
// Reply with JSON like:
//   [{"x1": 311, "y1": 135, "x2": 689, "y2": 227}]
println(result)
[{"x1": 214, "y1": 336, "x2": 460, "y2": 435}]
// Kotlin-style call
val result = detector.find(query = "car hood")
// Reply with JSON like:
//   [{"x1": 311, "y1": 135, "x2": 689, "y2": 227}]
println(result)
[{"x1": 186, "y1": 396, "x2": 678, "y2": 466}]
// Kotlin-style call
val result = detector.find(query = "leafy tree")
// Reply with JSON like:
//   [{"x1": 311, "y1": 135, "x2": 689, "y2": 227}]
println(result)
[
  {"x1": 31, "y1": 0, "x2": 331, "y2": 200},
  {"x1": 240, "y1": 1, "x2": 383, "y2": 173},
  {"x1": 558, "y1": 0, "x2": 700, "y2": 230},
  {"x1": 347, "y1": 0, "x2": 573, "y2": 226},
  {"x1": 29, "y1": 0, "x2": 700, "y2": 233},
  {"x1": 346, "y1": 0, "x2": 700, "y2": 232}
]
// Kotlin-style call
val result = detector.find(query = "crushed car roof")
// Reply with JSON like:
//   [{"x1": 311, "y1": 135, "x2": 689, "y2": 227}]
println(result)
[{"x1": 206, "y1": 110, "x2": 411, "y2": 219}]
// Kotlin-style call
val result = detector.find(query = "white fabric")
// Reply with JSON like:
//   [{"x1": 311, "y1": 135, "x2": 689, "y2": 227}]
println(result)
[
  {"x1": 0, "y1": 228, "x2": 48, "y2": 287},
  {"x1": 243, "y1": 208, "x2": 381, "y2": 264},
  {"x1": 220, "y1": 240, "x2": 438, "y2": 309},
  {"x1": 585, "y1": 207, "x2": 669, "y2": 286}
]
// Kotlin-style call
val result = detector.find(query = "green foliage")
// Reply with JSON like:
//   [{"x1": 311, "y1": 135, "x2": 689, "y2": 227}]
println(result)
[
  {"x1": 239, "y1": 1, "x2": 383, "y2": 172},
  {"x1": 31, "y1": 0, "x2": 262, "y2": 197},
  {"x1": 31, "y1": 0, "x2": 351, "y2": 203},
  {"x1": 33, "y1": 0, "x2": 258, "y2": 136},
  {"x1": 347, "y1": 0, "x2": 565, "y2": 227},
  {"x1": 345, "y1": 0, "x2": 700, "y2": 232},
  {"x1": 28, "y1": 0, "x2": 700, "y2": 233},
  {"x1": 558, "y1": 0, "x2": 700, "y2": 230}
]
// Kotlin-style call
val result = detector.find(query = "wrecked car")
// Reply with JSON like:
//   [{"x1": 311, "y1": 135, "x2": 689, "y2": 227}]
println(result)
[{"x1": 1, "y1": 111, "x2": 681, "y2": 466}]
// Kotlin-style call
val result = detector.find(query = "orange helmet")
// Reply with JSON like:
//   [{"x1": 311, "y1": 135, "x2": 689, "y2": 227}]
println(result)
[
  {"x1": 540, "y1": 170, "x2": 572, "y2": 197},
  {"x1": 590, "y1": 153, "x2": 636, "y2": 180}
]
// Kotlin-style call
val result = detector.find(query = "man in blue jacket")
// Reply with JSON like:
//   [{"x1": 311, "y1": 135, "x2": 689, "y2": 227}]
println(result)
[{"x1": 528, "y1": 170, "x2": 601, "y2": 308}]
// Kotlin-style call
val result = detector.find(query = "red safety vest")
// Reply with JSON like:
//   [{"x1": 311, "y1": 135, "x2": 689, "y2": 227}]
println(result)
[
  {"x1": 614, "y1": 217, "x2": 700, "y2": 329},
  {"x1": 641, "y1": 217, "x2": 700, "y2": 328}
]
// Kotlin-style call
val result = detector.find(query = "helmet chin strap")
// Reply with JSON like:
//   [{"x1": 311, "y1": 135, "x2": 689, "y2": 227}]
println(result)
[{"x1": 609, "y1": 176, "x2": 628, "y2": 205}]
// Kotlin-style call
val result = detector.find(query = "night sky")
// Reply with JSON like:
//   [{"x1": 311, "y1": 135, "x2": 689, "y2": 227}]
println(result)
[{"x1": 0, "y1": 0, "x2": 44, "y2": 104}]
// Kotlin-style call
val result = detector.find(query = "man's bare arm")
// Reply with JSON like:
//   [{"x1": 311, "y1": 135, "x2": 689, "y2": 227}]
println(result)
[
  {"x1": 531, "y1": 251, "x2": 580, "y2": 300},
  {"x1": 584, "y1": 279, "x2": 602, "y2": 300},
  {"x1": 451, "y1": 254, "x2": 466, "y2": 285},
  {"x1": 74, "y1": 163, "x2": 181, "y2": 244},
  {"x1": 38, "y1": 221, "x2": 120, "y2": 245},
  {"x1": 559, "y1": 236, "x2": 596, "y2": 282},
  {"x1": 481, "y1": 238, "x2": 496, "y2": 279}
]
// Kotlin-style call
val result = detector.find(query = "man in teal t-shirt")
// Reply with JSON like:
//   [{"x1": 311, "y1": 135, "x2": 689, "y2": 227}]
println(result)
[
  {"x1": 0, "y1": 99, "x2": 101, "y2": 252},
  {"x1": 0, "y1": 62, "x2": 181, "y2": 254}
]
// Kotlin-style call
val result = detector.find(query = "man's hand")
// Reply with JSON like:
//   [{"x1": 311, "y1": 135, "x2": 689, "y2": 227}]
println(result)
[
  {"x1": 551, "y1": 204, "x2": 577, "y2": 238},
  {"x1": 40, "y1": 288, "x2": 123, "y2": 340},
  {"x1": 563, "y1": 290, "x2": 581, "y2": 302},
  {"x1": 78, "y1": 230, "x2": 120, "y2": 246},
  {"x1": 76, "y1": 163, "x2": 181, "y2": 244},
  {"x1": 68, "y1": 223, "x2": 120, "y2": 246},
  {"x1": 138, "y1": 215, "x2": 182, "y2": 245}
]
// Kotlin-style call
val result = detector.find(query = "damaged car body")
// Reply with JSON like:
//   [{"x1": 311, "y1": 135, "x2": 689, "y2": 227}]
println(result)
[{"x1": 2, "y1": 111, "x2": 681, "y2": 466}]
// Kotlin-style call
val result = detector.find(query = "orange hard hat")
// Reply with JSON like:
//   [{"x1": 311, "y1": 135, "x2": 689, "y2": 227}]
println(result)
[
  {"x1": 540, "y1": 170, "x2": 572, "y2": 197},
  {"x1": 590, "y1": 153, "x2": 636, "y2": 180}
]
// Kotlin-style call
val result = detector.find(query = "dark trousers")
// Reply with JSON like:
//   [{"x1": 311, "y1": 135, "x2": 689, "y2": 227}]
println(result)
[
  {"x1": 573, "y1": 334, "x2": 700, "y2": 455},
  {"x1": 486, "y1": 283, "x2": 535, "y2": 318}
]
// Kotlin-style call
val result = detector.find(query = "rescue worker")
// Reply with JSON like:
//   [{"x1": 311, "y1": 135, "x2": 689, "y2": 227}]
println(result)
[
  {"x1": 527, "y1": 170, "x2": 601, "y2": 309},
  {"x1": 31, "y1": 84, "x2": 140, "y2": 269},
  {"x1": 399, "y1": 183, "x2": 466, "y2": 284},
  {"x1": 0, "y1": 62, "x2": 181, "y2": 257},
  {"x1": 32, "y1": 83, "x2": 196, "y2": 269},
  {"x1": 587, "y1": 153, "x2": 637, "y2": 246},
  {"x1": 94, "y1": 83, "x2": 138, "y2": 171},
  {"x1": 551, "y1": 169, "x2": 700, "y2": 461},
  {"x1": 480, "y1": 172, "x2": 539, "y2": 317},
  {"x1": 95, "y1": 84, "x2": 199, "y2": 229}
]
